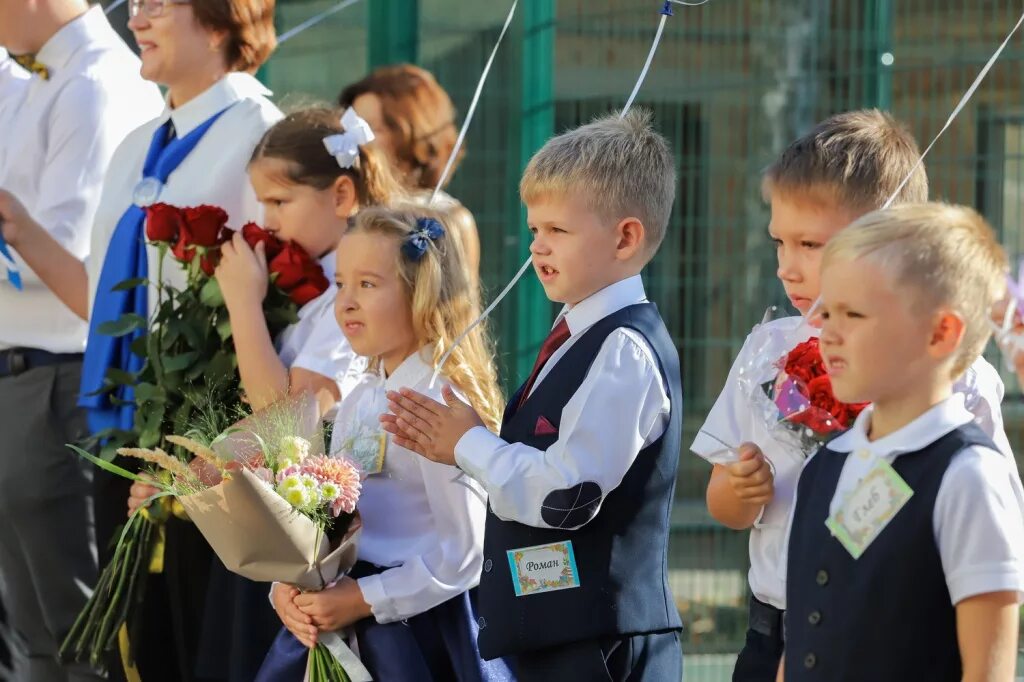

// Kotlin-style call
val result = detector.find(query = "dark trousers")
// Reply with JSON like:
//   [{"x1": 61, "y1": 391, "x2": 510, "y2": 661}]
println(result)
[
  {"x1": 0, "y1": 361, "x2": 102, "y2": 681},
  {"x1": 732, "y1": 596, "x2": 785, "y2": 682},
  {"x1": 515, "y1": 631, "x2": 682, "y2": 682},
  {"x1": 0, "y1": 595, "x2": 12, "y2": 677}
]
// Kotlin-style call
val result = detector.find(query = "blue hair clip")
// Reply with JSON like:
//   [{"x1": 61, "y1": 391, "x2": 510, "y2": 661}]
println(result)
[{"x1": 402, "y1": 217, "x2": 445, "y2": 261}]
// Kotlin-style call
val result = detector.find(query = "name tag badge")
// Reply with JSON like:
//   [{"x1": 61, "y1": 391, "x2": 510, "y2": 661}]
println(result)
[
  {"x1": 826, "y1": 458, "x2": 914, "y2": 559},
  {"x1": 348, "y1": 433, "x2": 387, "y2": 476},
  {"x1": 507, "y1": 541, "x2": 581, "y2": 597}
]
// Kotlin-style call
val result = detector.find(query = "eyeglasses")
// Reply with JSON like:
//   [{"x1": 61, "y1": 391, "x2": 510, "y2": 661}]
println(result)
[{"x1": 129, "y1": 0, "x2": 191, "y2": 19}]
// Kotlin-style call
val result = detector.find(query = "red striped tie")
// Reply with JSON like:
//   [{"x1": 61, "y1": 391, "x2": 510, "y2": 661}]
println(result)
[{"x1": 517, "y1": 318, "x2": 571, "y2": 409}]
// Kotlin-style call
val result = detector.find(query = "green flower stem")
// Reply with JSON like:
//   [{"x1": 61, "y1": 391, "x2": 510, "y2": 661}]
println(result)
[
  {"x1": 103, "y1": 520, "x2": 151, "y2": 656},
  {"x1": 90, "y1": 522, "x2": 138, "y2": 660}
]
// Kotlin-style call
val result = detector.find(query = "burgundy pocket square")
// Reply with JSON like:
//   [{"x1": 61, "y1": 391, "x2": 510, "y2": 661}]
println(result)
[{"x1": 534, "y1": 416, "x2": 558, "y2": 436}]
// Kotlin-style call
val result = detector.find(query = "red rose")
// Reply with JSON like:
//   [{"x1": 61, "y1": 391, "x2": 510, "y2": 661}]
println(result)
[
  {"x1": 267, "y1": 242, "x2": 329, "y2": 306},
  {"x1": 198, "y1": 229, "x2": 233, "y2": 276},
  {"x1": 183, "y1": 205, "x2": 229, "y2": 247},
  {"x1": 241, "y1": 222, "x2": 284, "y2": 260},
  {"x1": 783, "y1": 338, "x2": 826, "y2": 385},
  {"x1": 267, "y1": 244, "x2": 307, "y2": 290},
  {"x1": 288, "y1": 277, "x2": 328, "y2": 307},
  {"x1": 171, "y1": 223, "x2": 194, "y2": 261},
  {"x1": 144, "y1": 203, "x2": 184, "y2": 243}
]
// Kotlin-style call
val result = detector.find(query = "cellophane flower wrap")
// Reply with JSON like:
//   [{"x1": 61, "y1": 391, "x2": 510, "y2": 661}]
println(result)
[
  {"x1": 63, "y1": 205, "x2": 330, "y2": 672},
  {"x1": 991, "y1": 258, "x2": 1024, "y2": 370},
  {"x1": 736, "y1": 310, "x2": 868, "y2": 459}
]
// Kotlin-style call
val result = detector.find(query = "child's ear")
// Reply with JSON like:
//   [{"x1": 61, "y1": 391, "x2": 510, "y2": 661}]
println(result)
[
  {"x1": 615, "y1": 217, "x2": 645, "y2": 261},
  {"x1": 927, "y1": 309, "x2": 966, "y2": 361},
  {"x1": 333, "y1": 175, "x2": 358, "y2": 218}
]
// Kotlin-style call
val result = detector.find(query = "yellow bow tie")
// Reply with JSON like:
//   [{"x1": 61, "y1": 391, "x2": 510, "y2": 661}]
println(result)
[{"x1": 11, "y1": 54, "x2": 49, "y2": 80}]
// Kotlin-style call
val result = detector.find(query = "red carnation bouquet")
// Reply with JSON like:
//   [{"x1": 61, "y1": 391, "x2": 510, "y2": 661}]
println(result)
[{"x1": 737, "y1": 310, "x2": 868, "y2": 458}]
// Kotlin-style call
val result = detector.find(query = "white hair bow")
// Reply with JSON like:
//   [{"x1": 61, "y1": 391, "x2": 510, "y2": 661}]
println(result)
[{"x1": 322, "y1": 108, "x2": 376, "y2": 169}]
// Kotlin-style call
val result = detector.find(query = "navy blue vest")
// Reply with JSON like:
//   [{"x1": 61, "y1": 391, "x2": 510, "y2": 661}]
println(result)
[
  {"x1": 785, "y1": 423, "x2": 995, "y2": 681},
  {"x1": 476, "y1": 303, "x2": 683, "y2": 660}
]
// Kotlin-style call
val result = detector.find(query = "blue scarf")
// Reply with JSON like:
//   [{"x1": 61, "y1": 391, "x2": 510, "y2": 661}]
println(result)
[{"x1": 80, "y1": 108, "x2": 228, "y2": 434}]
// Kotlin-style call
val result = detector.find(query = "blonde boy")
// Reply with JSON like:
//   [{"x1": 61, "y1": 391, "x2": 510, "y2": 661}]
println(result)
[
  {"x1": 383, "y1": 110, "x2": 684, "y2": 681},
  {"x1": 780, "y1": 204, "x2": 1024, "y2": 681},
  {"x1": 691, "y1": 109, "x2": 1011, "y2": 682}
]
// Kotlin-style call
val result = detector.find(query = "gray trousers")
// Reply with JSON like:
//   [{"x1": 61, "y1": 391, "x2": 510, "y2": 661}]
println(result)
[{"x1": 0, "y1": 361, "x2": 103, "y2": 681}]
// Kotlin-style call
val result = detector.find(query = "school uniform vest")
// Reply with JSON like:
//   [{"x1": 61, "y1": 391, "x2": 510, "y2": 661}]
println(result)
[
  {"x1": 476, "y1": 303, "x2": 683, "y2": 660},
  {"x1": 785, "y1": 423, "x2": 995, "y2": 681}
]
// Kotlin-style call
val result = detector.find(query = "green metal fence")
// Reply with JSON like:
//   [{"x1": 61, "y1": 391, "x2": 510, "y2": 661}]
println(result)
[{"x1": 106, "y1": 0, "x2": 1024, "y2": 677}]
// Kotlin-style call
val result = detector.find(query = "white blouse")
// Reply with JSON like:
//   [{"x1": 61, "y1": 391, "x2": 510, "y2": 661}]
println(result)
[
  {"x1": 86, "y1": 72, "x2": 282, "y2": 316},
  {"x1": 330, "y1": 346, "x2": 487, "y2": 623}
]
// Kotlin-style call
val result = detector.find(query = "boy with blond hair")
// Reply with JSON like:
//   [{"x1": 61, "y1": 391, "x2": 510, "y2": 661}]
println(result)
[
  {"x1": 382, "y1": 109, "x2": 684, "y2": 680},
  {"x1": 691, "y1": 109, "x2": 1011, "y2": 681},
  {"x1": 780, "y1": 204, "x2": 1024, "y2": 681}
]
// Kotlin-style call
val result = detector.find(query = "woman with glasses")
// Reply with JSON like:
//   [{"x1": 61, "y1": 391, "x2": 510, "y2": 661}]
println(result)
[{"x1": 0, "y1": 1, "x2": 281, "y2": 680}]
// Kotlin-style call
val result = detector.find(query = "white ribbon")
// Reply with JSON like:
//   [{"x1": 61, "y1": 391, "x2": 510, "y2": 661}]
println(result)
[
  {"x1": 313, "y1": 631, "x2": 373, "y2": 682},
  {"x1": 323, "y1": 108, "x2": 376, "y2": 169}
]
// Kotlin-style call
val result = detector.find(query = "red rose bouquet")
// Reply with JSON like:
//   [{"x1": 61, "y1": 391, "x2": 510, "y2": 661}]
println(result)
[
  {"x1": 63, "y1": 204, "x2": 330, "y2": 671},
  {"x1": 736, "y1": 309, "x2": 867, "y2": 459},
  {"x1": 773, "y1": 338, "x2": 868, "y2": 441}
]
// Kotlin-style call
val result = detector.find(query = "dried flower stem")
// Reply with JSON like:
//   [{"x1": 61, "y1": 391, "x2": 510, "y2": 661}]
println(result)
[
  {"x1": 166, "y1": 435, "x2": 225, "y2": 471},
  {"x1": 116, "y1": 447, "x2": 190, "y2": 478}
]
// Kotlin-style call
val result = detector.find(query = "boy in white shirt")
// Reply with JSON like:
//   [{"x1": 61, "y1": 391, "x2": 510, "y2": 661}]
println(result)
[
  {"x1": 779, "y1": 203, "x2": 1024, "y2": 681},
  {"x1": 383, "y1": 110, "x2": 684, "y2": 681},
  {"x1": 690, "y1": 110, "x2": 1011, "y2": 682}
]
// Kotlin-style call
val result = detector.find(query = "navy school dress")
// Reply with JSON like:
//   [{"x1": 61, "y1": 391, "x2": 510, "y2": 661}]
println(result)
[{"x1": 255, "y1": 561, "x2": 515, "y2": 682}]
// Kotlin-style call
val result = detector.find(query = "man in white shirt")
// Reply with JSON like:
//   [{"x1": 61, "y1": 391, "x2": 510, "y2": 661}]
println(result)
[
  {"x1": 0, "y1": 47, "x2": 26, "y2": 681},
  {"x1": 0, "y1": 2, "x2": 161, "y2": 679}
]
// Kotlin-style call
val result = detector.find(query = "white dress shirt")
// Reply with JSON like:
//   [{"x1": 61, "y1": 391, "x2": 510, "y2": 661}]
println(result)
[
  {"x1": 785, "y1": 395, "x2": 1024, "y2": 605},
  {"x1": 275, "y1": 252, "x2": 364, "y2": 400},
  {"x1": 455, "y1": 275, "x2": 671, "y2": 529},
  {"x1": 87, "y1": 72, "x2": 282, "y2": 318},
  {"x1": 0, "y1": 8, "x2": 162, "y2": 352},
  {"x1": 330, "y1": 347, "x2": 487, "y2": 623},
  {"x1": 0, "y1": 50, "x2": 30, "y2": 158},
  {"x1": 691, "y1": 315, "x2": 1013, "y2": 609}
]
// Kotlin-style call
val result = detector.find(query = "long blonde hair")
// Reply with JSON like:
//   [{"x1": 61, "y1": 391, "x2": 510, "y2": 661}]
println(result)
[{"x1": 347, "y1": 206, "x2": 504, "y2": 431}]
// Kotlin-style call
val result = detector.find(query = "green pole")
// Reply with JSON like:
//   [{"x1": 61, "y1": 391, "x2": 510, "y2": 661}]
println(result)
[
  {"x1": 507, "y1": 0, "x2": 555, "y2": 384},
  {"x1": 865, "y1": 0, "x2": 893, "y2": 110},
  {"x1": 368, "y1": 0, "x2": 419, "y2": 67}
]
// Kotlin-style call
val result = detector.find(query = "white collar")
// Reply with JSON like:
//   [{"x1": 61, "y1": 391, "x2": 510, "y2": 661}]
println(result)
[
  {"x1": 166, "y1": 72, "x2": 271, "y2": 136},
  {"x1": 318, "y1": 251, "x2": 336, "y2": 281},
  {"x1": 558, "y1": 275, "x2": 647, "y2": 336},
  {"x1": 37, "y1": 6, "x2": 113, "y2": 73},
  {"x1": 382, "y1": 344, "x2": 435, "y2": 391},
  {"x1": 828, "y1": 393, "x2": 973, "y2": 458}
]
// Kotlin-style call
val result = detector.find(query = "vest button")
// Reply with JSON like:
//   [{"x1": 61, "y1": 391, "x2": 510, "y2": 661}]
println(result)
[
  {"x1": 804, "y1": 653, "x2": 817, "y2": 669},
  {"x1": 484, "y1": 558, "x2": 493, "y2": 573},
  {"x1": 478, "y1": 616, "x2": 487, "y2": 629},
  {"x1": 808, "y1": 610, "x2": 822, "y2": 626},
  {"x1": 815, "y1": 569, "x2": 829, "y2": 586}
]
